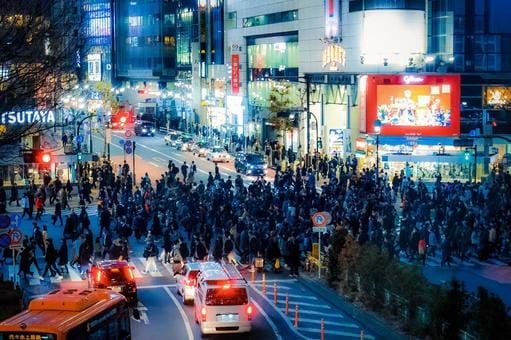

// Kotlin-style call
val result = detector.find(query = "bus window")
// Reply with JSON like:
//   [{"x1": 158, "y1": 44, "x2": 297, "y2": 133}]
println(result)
[{"x1": 206, "y1": 288, "x2": 248, "y2": 306}]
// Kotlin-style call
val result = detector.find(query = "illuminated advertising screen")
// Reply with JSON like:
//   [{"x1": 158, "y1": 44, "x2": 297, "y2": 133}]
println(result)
[{"x1": 366, "y1": 75, "x2": 460, "y2": 136}]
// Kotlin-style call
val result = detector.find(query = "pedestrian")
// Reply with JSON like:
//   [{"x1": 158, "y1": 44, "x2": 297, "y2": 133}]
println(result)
[
  {"x1": 78, "y1": 239, "x2": 92, "y2": 279},
  {"x1": 143, "y1": 240, "x2": 158, "y2": 273},
  {"x1": 34, "y1": 195, "x2": 44, "y2": 220},
  {"x1": 287, "y1": 236, "x2": 300, "y2": 277},
  {"x1": 21, "y1": 193, "x2": 31, "y2": 219},
  {"x1": 52, "y1": 199, "x2": 63, "y2": 226},
  {"x1": 58, "y1": 238, "x2": 69, "y2": 274},
  {"x1": 9, "y1": 182, "x2": 19, "y2": 206},
  {"x1": 418, "y1": 238, "x2": 427, "y2": 265},
  {"x1": 40, "y1": 238, "x2": 63, "y2": 280}
]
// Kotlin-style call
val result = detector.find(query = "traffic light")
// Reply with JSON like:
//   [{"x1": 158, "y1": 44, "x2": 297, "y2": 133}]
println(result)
[
  {"x1": 77, "y1": 153, "x2": 82, "y2": 161},
  {"x1": 41, "y1": 153, "x2": 51, "y2": 163},
  {"x1": 464, "y1": 149, "x2": 470, "y2": 161},
  {"x1": 317, "y1": 137, "x2": 323, "y2": 150}
]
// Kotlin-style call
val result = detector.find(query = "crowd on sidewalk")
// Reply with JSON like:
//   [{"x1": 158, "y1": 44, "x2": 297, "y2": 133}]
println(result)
[{"x1": 5, "y1": 153, "x2": 511, "y2": 285}]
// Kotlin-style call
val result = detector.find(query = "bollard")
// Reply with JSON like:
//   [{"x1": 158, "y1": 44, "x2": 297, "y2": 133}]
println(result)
[
  {"x1": 360, "y1": 329, "x2": 364, "y2": 340},
  {"x1": 321, "y1": 318, "x2": 325, "y2": 340},
  {"x1": 262, "y1": 272, "x2": 266, "y2": 295},
  {"x1": 251, "y1": 265, "x2": 255, "y2": 284},
  {"x1": 273, "y1": 283, "x2": 277, "y2": 304},
  {"x1": 294, "y1": 304, "x2": 299, "y2": 328},
  {"x1": 285, "y1": 291, "x2": 289, "y2": 315}
]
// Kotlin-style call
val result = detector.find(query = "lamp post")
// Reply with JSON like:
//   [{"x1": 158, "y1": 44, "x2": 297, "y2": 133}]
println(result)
[{"x1": 374, "y1": 119, "x2": 382, "y2": 186}]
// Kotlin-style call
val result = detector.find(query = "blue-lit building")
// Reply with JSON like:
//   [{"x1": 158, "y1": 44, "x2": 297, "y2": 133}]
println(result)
[{"x1": 81, "y1": 0, "x2": 113, "y2": 83}]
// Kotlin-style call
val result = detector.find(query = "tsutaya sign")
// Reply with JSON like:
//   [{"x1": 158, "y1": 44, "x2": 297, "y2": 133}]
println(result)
[
  {"x1": 403, "y1": 75, "x2": 424, "y2": 84},
  {"x1": 0, "y1": 110, "x2": 56, "y2": 124}
]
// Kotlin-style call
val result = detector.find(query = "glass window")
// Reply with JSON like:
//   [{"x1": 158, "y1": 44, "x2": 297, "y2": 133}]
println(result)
[
  {"x1": 243, "y1": 10, "x2": 298, "y2": 28},
  {"x1": 349, "y1": 0, "x2": 426, "y2": 12},
  {"x1": 128, "y1": 16, "x2": 142, "y2": 27}
]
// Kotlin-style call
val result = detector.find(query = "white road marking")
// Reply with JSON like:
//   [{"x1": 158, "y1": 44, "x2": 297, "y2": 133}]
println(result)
[
  {"x1": 279, "y1": 308, "x2": 343, "y2": 318},
  {"x1": 129, "y1": 261, "x2": 143, "y2": 278},
  {"x1": 136, "y1": 301, "x2": 150, "y2": 325},
  {"x1": 67, "y1": 264, "x2": 84, "y2": 281},
  {"x1": 297, "y1": 317, "x2": 359, "y2": 328},
  {"x1": 152, "y1": 157, "x2": 166, "y2": 162},
  {"x1": 251, "y1": 298, "x2": 283, "y2": 340},
  {"x1": 297, "y1": 327, "x2": 375, "y2": 339},
  {"x1": 137, "y1": 284, "x2": 176, "y2": 290},
  {"x1": 249, "y1": 285, "x2": 309, "y2": 340},
  {"x1": 148, "y1": 161, "x2": 161, "y2": 168},
  {"x1": 163, "y1": 286, "x2": 194, "y2": 340}
]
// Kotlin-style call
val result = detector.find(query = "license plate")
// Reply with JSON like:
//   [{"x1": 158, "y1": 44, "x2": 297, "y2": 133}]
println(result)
[
  {"x1": 111, "y1": 286, "x2": 122, "y2": 292},
  {"x1": 216, "y1": 314, "x2": 239, "y2": 322}
]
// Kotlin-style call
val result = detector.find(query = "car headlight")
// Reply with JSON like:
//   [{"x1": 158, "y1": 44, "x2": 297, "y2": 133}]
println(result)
[
  {"x1": 250, "y1": 165, "x2": 254, "y2": 169},
  {"x1": 151, "y1": 128, "x2": 156, "y2": 132},
  {"x1": 142, "y1": 128, "x2": 147, "y2": 133}
]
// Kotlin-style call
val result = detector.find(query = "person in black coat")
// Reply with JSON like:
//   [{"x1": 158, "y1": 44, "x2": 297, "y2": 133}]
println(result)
[
  {"x1": 287, "y1": 236, "x2": 300, "y2": 277},
  {"x1": 52, "y1": 199, "x2": 63, "y2": 226},
  {"x1": 41, "y1": 239, "x2": 62, "y2": 279},
  {"x1": 58, "y1": 238, "x2": 68, "y2": 273}
]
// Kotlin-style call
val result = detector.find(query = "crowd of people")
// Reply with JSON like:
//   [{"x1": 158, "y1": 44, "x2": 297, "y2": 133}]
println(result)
[{"x1": 9, "y1": 152, "x2": 511, "y2": 283}]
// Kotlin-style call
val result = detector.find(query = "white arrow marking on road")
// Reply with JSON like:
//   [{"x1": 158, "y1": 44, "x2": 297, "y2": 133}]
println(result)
[
  {"x1": 163, "y1": 286, "x2": 193, "y2": 340},
  {"x1": 136, "y1": 301, "x2": 150, "y2": 325}
]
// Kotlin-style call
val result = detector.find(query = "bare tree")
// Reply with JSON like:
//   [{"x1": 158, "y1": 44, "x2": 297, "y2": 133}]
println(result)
[{"x1": 0, "y1": 0, "x2": 82, "y2": 145}]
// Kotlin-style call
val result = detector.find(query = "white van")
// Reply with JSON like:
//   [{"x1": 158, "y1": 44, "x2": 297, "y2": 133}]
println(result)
[{"x1": 194, "y1": 262, "x2": 253, "y2": 335}]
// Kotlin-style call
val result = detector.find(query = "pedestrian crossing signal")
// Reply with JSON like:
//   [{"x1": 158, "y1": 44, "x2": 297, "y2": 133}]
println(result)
[
  {"x1": 464, "y1": 149, "x2": 470, "y2": 161},
  {"x1": 78, "y1": 153, "x2": 82, "y2": 161}
]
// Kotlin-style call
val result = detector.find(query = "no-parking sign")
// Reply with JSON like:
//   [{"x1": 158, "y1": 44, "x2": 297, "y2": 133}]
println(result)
[
  {"x1": 312, "y1": 212, "x2": 330, "y2": 227},
  {"x1": 9, "y1": 228, "x2": 23, "y2": 247}
]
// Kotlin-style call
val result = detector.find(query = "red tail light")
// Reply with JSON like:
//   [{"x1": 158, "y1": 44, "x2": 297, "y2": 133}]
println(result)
[
  {"x1": 96, "y1": 270, "x2": 102, "y2": 282},
  {"x1": 247, "y1": 304, "x2": 253, "y2": 320},
  {"x1": 186, "y1": 279, "x2": 194, "y2": 286},
  {"x1": 201, "y1": 307, "x2": 207, "y2": 321},
  {"x1": 127, "y1": 268, "x2": 135, "y2": 281}
]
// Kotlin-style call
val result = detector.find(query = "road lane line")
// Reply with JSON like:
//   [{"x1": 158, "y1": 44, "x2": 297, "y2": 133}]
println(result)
[
  {"x1": 163, "y1": 286, "x2": 194, "y2": 340},
  {"x1": 129, "y1": 261, "x2": 143, "y2": 278},
  {"x1": 296, "y1": 317, "x2": 358, "y2": 328},
  {"x1": 278, "y1": 307, "x2": 343, "y2": 318},
  {"x1": 297, "y1": 327, "x2": 375, "y2": 339},
  {"x1": 249, "y1": 285, "x2": 308, "y2": 340},
  {"x1": 148, "y1": 161, "x2": 161, "y2": 168},
  {"x1": 251, "y1": 298, "x2": 283, "y2": 340},
  {"x1": 92, "y1": 134, "x2": 123, "y2": 150},
  {"x1": 137, "y1": 284, "x2": 176, "y2": 290}
]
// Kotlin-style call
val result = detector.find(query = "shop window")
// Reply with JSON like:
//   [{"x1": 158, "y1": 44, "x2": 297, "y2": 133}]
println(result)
[
  {"x1": 164, "y1": 35, "x2": 175, "y2": 46},
  {"x1": 242, "y1": 10, "x2": 298, "y2": 28}
]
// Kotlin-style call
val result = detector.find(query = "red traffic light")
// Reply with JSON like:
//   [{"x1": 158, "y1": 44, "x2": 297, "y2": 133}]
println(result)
[{"x1": 42, "y1": 154, "x2": 51, "y2": 163}]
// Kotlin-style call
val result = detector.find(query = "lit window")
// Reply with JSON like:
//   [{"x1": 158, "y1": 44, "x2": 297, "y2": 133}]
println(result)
[{"x1": 129, "y1": 16, "x2": 142, "y2": 27}]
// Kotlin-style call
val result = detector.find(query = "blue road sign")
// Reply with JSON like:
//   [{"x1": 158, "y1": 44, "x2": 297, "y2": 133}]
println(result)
[
  {"x1": 119, "y1": 139, "x2": 125, "y2": 146},
  {"x1": 125, "y1": 146, "x2": 133, "y2": 154},
  {"x1": 0, "y1": 215, "x2": 11, "y2": 229},
  {"x1": 0, "y1": 233, "x2": 10, "y2": 248},
  {"x1": 76, "y1": 135, "x2": 84, "y2": 144},
  {"x1": 124, "y1": 140, "x2": 132, "y2": 148}
]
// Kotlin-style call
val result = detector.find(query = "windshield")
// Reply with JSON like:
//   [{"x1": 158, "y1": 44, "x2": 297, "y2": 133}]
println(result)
[
  {"x1": 140, "y1": 113, "x2": 155, "y2": 122},
  {"x1": 246, "y1": 155, "x2": 265, "y2": 164},
  {"x1": 206, "y1": 288, "x2": 248, "y2": 306}
]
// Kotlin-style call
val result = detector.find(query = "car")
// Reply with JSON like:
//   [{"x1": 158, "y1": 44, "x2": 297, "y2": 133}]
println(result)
[
  {"x1": 235, "y1": 153, "x2": 267, "y2": 176},
  {"x1": 192, "y1": 141, "x2": 210, "y2": 157},
  {"x1": 88, "y1": 260, "x2": 138, "y2": 306},
  {"x1": 175, "y1": 262, "x2": 202, "y2": 305},
  {"x1": 135, "y1": 120, "x2": 156, "y2": 136},
  {"x1": 164, "y1": 132, "x2": 181, "y2": 146},
  {"x1": 207, "y1": 146, "x2": 231, "y2": 163}
]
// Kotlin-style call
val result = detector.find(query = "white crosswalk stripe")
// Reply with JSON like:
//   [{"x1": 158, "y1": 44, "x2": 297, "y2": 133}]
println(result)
[{"x1": 399, "y1": 253, "x2": 507, "y2": 268}]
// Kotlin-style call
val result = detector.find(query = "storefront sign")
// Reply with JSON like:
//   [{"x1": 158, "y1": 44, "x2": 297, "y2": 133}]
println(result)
[
  {"x1": 0, "y1": 110, "x2": 55, "y2": 124},
  {"x1": 484, "y1": 86, "x2": 511, "y2": 108},
  {"x1": 87, "y1": 53, "x2": 101, "y2": 81},
  {"x1": 322, "y1": 44, "x2": 346, "y2": 70},
  {"x1": 231, "y1": 54, "x2": 240, "y2": 94},
  {"x1": 324, "y1": 0, "x2": 341, "y2": 40},
  {"x1": 403, "y1": 75, "x2": 424, "y2": 84}
]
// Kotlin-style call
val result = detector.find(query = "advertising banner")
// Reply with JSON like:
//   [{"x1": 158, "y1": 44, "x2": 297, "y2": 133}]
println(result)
[
  {"x1": 231, "y1": 54, "x2": 240, "y2": 94},
  {"x1": 366, "y1": 75, "x2": 460, "y2": 136}
]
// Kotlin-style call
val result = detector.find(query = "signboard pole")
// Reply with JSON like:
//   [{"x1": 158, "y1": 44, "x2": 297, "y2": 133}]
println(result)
[
  {"x1": 318, "y1": 231, "x2": 321, "y2": 279},
  {"x1": 133, "y1": 142, "x2": 136, "y2": 186},
  {"x1": 12, "y1": 247, "x2": 16, "y2": 287}
]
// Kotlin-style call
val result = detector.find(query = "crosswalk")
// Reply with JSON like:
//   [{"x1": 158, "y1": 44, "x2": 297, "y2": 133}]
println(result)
[
  {"x1": 7, "y1": 257, "x2": 176, "y2": 286},
  {"x1": 399, "y1": 252, "x2": 509, "y2": 268},
  {"x1": 250, "y1": 278, "x2": 374, "y2": 340}
]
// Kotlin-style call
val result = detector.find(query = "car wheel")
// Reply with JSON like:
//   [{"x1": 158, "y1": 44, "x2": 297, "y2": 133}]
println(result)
[{"x1": 182, "y1": 293, "x2": 187, "y2": 305}]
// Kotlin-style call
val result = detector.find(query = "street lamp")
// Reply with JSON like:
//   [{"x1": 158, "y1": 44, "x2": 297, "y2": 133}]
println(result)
[{"x1": 374, "y1": 119, "x2": 382, "y2": 186}]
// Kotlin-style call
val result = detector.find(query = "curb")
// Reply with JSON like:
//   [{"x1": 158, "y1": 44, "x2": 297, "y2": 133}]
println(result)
[{"x1": 297, "y1": 275, "x2": 408, "y2": 340}]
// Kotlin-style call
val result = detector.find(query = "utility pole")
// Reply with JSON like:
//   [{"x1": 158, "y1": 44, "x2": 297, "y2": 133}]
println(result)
[
  {"x1": 133, "y1": 141, "x2": 136, "y2": 186},
  {"x1": 306, "y1": 77, "x2": 311, "y2": 167}
]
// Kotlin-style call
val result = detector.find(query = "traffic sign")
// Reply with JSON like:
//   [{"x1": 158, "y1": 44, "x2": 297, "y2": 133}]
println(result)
[
  {"x1": 10, "y1": 214, "x2": 20, "y2": 228},
  {"x1": 125, "y1": 146, "x2": 133, "y2": 154},
  {"x1": 119, "y1": 139, "x2": 125, "y2": 146},
  {"x1": 0, "y1": 233, "x2": 11, "y2": 248},
  {"x1": 9, "y1": 228, "x2": 23, "y2": 246},
  {"x1": 313, "y1": 226, "x2": 327, "y2": 233},
  {"x1": 0, "y1": 215, "x2": 11, "y2": 229},
  {"x1": 76, "y1": 135, "x2": 84, "y2": 144},
  {"x1": 124, "y1": 130, "x2": 133, "y2": 139},
  {"x1": 312, "y1": 212, "x2": 328, "y2": 227},
  {"x1": 124, "y1": 140, "x2": 132, "y2": 148}
]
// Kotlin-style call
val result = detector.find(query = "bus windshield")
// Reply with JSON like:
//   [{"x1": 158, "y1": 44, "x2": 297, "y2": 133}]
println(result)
[{"x1": 206, "y1": 288, "x2": 248, "y2": 306}]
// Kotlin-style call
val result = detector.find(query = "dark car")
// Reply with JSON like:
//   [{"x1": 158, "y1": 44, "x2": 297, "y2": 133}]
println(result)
[
  {"x1": 89, "y1": 260, "x2": 138, "y2": 306},
  {"x1": 235, "y1": 153, "x2": 267, "y2": 176},
  {"x1": 135, "y1": 114, "x2": 156, "y2": 136}
]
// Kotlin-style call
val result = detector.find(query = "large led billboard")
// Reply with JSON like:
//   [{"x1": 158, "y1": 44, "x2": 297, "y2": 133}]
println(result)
[{"x1": 366, "y1": 75, "x2": 460, "y2": 136}]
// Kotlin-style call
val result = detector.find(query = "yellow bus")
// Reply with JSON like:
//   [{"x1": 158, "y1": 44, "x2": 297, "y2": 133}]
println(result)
[{"x1": 0, "y1": 288, "x2": 131, "y2": 340}]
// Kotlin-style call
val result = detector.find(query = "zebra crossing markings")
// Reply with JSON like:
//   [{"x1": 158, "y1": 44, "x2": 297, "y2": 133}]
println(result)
[{"x1": 400, "y1": 254, "x2": 507, "y2": 268}]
